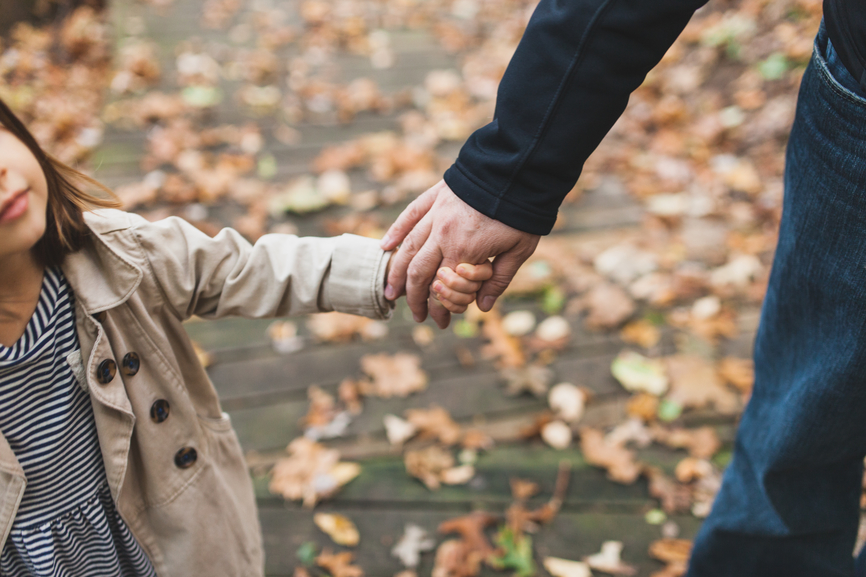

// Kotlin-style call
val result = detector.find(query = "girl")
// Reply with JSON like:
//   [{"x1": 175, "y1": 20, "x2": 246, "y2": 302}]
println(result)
[{"x1": 0, "y1": 98, "x2": 491, "y2": 577}]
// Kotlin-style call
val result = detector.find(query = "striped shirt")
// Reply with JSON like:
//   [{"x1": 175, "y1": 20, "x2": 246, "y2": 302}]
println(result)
[{"x1": 0, "y1": 267, "x2": 155, "y2": 577}]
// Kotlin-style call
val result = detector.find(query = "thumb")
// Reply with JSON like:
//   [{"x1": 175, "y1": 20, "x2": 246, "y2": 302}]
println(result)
[
  {"x1": 477, "y1": 249, "x2": 527, "y2": 312},
  {"x1": 380, "y1": 183, "x2": 440, "y2": 250}
]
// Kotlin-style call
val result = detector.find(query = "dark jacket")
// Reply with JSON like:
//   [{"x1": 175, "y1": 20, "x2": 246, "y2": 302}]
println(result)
[{"x1": 445, "y1": 0, "x2": 863, "y2": 235}]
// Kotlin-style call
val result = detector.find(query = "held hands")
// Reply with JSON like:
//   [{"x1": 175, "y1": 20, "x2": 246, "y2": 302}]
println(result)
[{"x1": 430, "y1": 262, "x2": 493, "y2": 314}]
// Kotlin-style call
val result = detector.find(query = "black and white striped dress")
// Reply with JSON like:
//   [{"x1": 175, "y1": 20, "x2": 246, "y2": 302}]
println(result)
[{"x1": 0, "y1": 267, "x2": 156, "y2": 577}]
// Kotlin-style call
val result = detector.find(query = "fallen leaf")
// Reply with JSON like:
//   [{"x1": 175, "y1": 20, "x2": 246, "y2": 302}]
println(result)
[
  {"x1": 392, "y1": 524, "x2": 436, "y2": 568},
  {"x1": 488, "y1": 526, "x2": 535, "y2": 577},
  {"x1": 611, "y1": 351, "x2": 669, "y2": 396},
  {"x1": 360, "y1": 353, "x2": 428, "y2": 398},
  {"x1": 648, "y1": 539, "x2": 693, "y2": 577},
  {"x1": 269, "y1": 438, "x2": 360, "y2": 507},
  {"x1": 502, "y1": 310, "x2": 536, "y2": 336},
  {"x1": 651, "y1": 425, "x2": 721, "y2": 459},
  {"x1": 384, "y1": 414, "x2": 419, "y2": 446},
  {"x1": 438, "y1": 512, "x2": 498, "y2": 560},
  {"x1": 620, "y1": 320, "x2": 662, "y2": 348},
  {"x1": 307, "y1": 312, "x2": 388, "y2": 342},
  {"x1": 585, "y1": 541, "x2": 637, "y2": 576},
  {"x1": 544, "y1": 557, "x2": 592, "y2": 577},
  {"x1": 480, "y1": 309, "x2": 526, "y2": 368},
  {"x1": 405, "y1": 445, "x2": 456, "y2": 490},
  {"x1": 541, "y1": 421, "x2": 573, "y2": 449},
  {"x1": 501, "y1": 363, "x2": 554, "y2": 397},
  {"x1": 646, "y1": 467, "x2": 693, "y2": 514},
  {"x1": 665, "y1": 355, "x2": 740, "y2": 414},
  {"x1": 313, "y1": 513, "x2": 360, "y2": 546},
  {"x1": 405, "y1": 405, "x2": 463, "y2": 446},
  {"x1": 717, "y1": 356, "x2": 754, "y2": 394},
  {"x1": 583, "y1": 283, "x2": 637, "y2": 330},
  {"x1": 626, "y1": 393, "x2": 660, "y2": 422},
  {"x1": 579, "y1": 427, "x2": 642, "y2": 484},
  {"x1": 316, "y1": 550, "x2": 364, "y2": 577},
  {"x1": 548, "y1": 383, "x2": 587, "y2": 423},
  {"x1": 431, "y1": 539, "x2": 481, "y2": 577},
  {"x1": 510, "y1": 479, "x2": 540, "y2": 501}
]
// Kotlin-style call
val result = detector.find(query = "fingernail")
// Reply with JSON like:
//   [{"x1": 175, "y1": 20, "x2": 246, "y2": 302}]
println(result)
[
  {"x1": 380, "y1": 234, "x2": 391, "y2": 248},
  {"x1": 456, "y1": 264, "x2": 468, "y2": 275},
  {"x1": 385, "y1": 284, "x2": 395, "y2": 300},
  {"x1": 413, "y1": 313, "x2": 422, "y2": 323},
  {"x1": 481, "y1": 296, "x2": 495, "y2": 311},
  {"x1": 433, "y1": 281, "x2": 444, "y2": 293}
]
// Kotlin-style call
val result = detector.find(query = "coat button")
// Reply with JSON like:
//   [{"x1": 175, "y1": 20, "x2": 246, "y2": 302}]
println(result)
[
  {"x1": 96, "y1": 360, "x2": 116, "y2": 384},
  {"x1": 174, "y1": 447, "x2": 197, "y2": 469},
  {"x1": 92, "y1": 311, "x2": 107, "y2": 324},
  {"x1": 122, "y1": 352, "x2": 141, "y2": 376},
  {"x1": 150, "y1": 399, "x2": 170, "y2": 423}
]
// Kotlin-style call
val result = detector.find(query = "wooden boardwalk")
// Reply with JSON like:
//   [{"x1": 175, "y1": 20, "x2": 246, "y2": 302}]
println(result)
[{"x1": 91, "y1": 0, "x2": 752, "y2": 574}]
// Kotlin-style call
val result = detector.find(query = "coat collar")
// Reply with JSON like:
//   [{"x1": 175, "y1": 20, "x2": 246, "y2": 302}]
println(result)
[{"x1": 61, "y1": 210, "x2": 143, "y2": 314}]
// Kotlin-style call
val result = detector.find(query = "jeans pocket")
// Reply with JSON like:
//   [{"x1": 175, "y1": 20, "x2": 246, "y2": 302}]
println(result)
[{"x1": 814, "y1": 30, "x2": 866, "y2": 108}]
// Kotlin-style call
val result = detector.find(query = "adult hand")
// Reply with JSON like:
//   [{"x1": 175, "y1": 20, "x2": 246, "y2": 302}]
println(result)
[{"x1": 380, "y1": 180, "x2": 540, "y2": 329}]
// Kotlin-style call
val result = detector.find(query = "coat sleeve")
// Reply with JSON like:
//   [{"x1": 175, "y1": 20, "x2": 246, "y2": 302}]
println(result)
[
  {"x1": 444, "y1": 0, "x2": 710, "y2": 235},
  {"x1": 131, "y1": 215, "x2": 394, "y2": 321}
]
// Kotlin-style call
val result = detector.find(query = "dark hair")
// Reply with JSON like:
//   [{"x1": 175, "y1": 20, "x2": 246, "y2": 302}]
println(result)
[{"x1": 0, "y1": 97, "x2": 119, "y2": 267}]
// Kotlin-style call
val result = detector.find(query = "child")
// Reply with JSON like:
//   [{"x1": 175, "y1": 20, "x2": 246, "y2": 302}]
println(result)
[{"x1": 0, "y1": 97, "x2": 492, "y2": 577}]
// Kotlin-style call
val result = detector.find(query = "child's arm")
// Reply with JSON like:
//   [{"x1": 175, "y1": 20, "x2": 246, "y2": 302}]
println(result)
[
  {"x1": 431, "y1": 262, "x2": 493, "y2": 314},
  {"x1": 124, "y1": 211, "x2": 393, "y2": 321}
]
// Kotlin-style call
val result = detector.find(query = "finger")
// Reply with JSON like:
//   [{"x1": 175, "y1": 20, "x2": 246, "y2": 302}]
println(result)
[
  {"x1": 455, "y1": 261, "x2": 494, "y2": 282},
  {"x1": 434, "y1": 296, "x2": 468, "y2": 315},
  {"x1": 477, "y1": 249, "x2": 529, "y2": 312},
  {"x1": 385, "y1": 213, "x2": 433, "y2": 300},
  {"x1": 405, "y1": 240, "x2": 443, "y2": 322},
  {"x1": 436, "y1": 267, "x2": 483, "y2": 294},
  {"x1": 431, "y1": 279, "x2": 476, "y2": 306},
  {"x1": 380, "y1": 182, "x2": 442, "y2": 250},
  {"x1": 429, "y1": 296, "x2": 453, "y2": 328}
]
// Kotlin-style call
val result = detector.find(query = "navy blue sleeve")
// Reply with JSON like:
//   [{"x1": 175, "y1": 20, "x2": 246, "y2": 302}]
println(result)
[{"x1": 444, "y1": 0, "x2": 710, "y2": 235}]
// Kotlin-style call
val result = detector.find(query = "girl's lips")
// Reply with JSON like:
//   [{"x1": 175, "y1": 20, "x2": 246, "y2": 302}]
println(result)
[{"x1": 0, "y1": 189, "x2": 29, "y2": 225}]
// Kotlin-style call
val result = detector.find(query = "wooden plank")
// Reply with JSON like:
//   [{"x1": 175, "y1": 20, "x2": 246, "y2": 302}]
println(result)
[{"x1": 257, "y1": 505, "x2": 702, "y2": 577}]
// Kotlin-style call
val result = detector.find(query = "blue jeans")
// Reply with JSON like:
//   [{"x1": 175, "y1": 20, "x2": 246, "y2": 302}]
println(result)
[{"x1": 686, "y1": 26, "x2": 866, "y2": 577}]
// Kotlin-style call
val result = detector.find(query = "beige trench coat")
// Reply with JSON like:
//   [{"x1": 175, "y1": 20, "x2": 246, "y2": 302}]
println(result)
[{"x1": 0, "y1": 209, "x2": 393, "y2": 576}]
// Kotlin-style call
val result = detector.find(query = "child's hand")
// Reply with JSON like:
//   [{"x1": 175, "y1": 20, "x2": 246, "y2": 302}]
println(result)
[{"x1": 430, "y1": 261, "x2": 494, "y2": 314}]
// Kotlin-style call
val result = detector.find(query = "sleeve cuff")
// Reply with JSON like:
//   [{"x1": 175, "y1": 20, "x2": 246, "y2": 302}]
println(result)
[
  {"x1": 327, "y1": 234, "x2": 395, "y2": 320},
  {"x1": 444, "y1": 163, "x2": 558, "y2": 236}
]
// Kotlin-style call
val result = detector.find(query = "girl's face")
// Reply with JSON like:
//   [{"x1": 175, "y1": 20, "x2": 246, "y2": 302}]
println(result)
[{"x1": 0, "y1": 126, "x2": 49, "y2": 261}]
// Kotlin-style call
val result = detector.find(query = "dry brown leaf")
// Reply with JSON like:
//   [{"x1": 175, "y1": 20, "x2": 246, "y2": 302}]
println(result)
[
  {"x1": 313, "y1": 513, "x2": 360, "y2": 546},
  {"x1": 501, "y1": 363, "x2": 554, "y2": 397},
  {"x1": 307, "y1": 312, "x2": 388, "y2": 343},
  {"x1": 303, "y1": 385, "x2": 337, "y2": 428},
  {"x1": 405, "y1": 445, "x2": 457, "y2": 490},
  {"x1": 665, "y1": 355, "x2": 740, "y2": 414},
  {"x1": 432, "y1": 539, "x2": 482, "y2": 577},
  {"x1": 359, "y1": 353, "x2": 428, "y2": 398},
  {"x1": 579, "y1": 427, "x2": 642, "y2": 484},
  {"x1": 717, "y1": 356, "x2": 754, "y2": 394},
  {"x1": 626, "y1": 393, "x2": 660, "y2": 422},
  {"x1": 461, "y1": 429, "x2": 494, "y2": 451},
  {"x1": 316, "y1": 550, "x2": 364, "y2": 577},
  {"x1": 646, "y1": 466, "x2": 693, "y2": 514},
  {"x1": 338, "y1": 378, "x2": 364, "y2": 414},
  {"x1": 269, "y1": 438, "x2": 360, "y2": 507},
  {"x1": 582, "y1": 283, "x2": 637, "y2": 330},
  {"x1": 480, "y1": 309, "x2": 526, "y2": 368},
  {"x1": 510, "y1": 479, "x2": 540, "y2": 501},
  {"x1": 405, "y1": 406, "x2": 462, "y2": 446},
  {"x1": 438, "y1": 512, "x2": 498, "y2": 560},
  {"x1": 651, "y1": 425, "x2": 721, "y2": 460},
  {"x1": 648, "y1": 539, "x2": 693, "y2": 577},
  {"x1": 620, "y1": 320, "x2": 662, "y2": 348}
]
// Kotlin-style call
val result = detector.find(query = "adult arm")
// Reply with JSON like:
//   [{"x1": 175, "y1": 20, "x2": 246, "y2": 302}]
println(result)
[{"x1": 383, "y1": 0, "x2": 710, "y2": 326}]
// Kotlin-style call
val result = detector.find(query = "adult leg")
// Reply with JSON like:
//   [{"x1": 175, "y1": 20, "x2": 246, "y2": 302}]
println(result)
[{"x1": 687, "y1": 25, "x2": 866, "y2": 577}]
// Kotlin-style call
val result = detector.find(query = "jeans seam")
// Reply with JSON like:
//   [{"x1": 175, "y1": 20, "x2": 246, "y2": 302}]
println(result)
[{"x1": 814, "y1": 45, "x2": 866, "y2": 109}]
